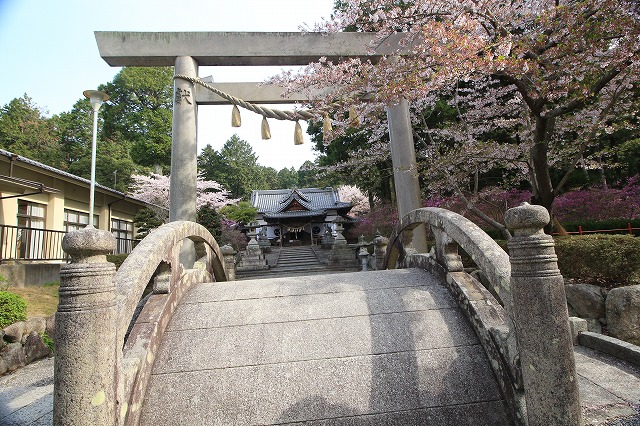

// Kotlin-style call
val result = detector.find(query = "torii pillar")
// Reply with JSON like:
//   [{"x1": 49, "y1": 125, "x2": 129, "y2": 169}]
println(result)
[
  {"x1": 387, "y1": 98, "x2": 427, "y2": 252},
  {"x1": 170, "y1": 56, "x2": 198, "y2": 223},
  {"x1": 94, "y1": 31, "x2": 426, "y2": 251}
]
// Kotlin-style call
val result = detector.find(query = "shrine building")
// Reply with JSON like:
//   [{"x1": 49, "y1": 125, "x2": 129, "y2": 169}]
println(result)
[{"x1": 250, "y1": 187, "x2": 356, "y2": 246}]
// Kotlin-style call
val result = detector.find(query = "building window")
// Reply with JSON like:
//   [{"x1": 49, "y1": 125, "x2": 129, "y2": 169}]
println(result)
[
  {"x1": 111, "y1": 219, "x2": 134, "y2": 254},
  {"x1": 64, "y1": 209, "x2": 98, "y2": 232},
  {"x1": 18, "y1": 201, "x2": 46, "y2": 229},
  {"x1": 17, "y1": 201, "x2": 46, "y2": 259}
]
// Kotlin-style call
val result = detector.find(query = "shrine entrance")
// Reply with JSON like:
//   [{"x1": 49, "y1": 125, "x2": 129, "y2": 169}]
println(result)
[{"x1": 94, "y1": 31, "x2": 427, "y2": 252}]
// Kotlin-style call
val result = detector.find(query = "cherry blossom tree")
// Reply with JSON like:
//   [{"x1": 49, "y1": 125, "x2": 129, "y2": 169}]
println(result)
[
  {"x1": 128, "y1": 173, "x2": 237, "y2": 220},
  {"x1": 272, "y1": 0, "x2": 640, "y2": 229},
  {"x1": 337, "y1": 184, "x2": 372, "y2": 216}
]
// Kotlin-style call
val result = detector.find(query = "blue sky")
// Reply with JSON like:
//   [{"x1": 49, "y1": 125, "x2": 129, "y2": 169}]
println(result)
[{"x1": 0, "y1": 0, "x2": 336, "y2": 169}]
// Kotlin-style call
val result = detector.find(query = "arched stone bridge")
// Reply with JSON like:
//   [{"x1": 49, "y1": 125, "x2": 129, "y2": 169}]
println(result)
[{"x1": 54, "y1": 205, "x2": 586, "y2": 426}]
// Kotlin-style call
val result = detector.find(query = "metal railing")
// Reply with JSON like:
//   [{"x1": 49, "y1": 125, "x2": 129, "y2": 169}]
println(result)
[
  {"x1": 0, "y1": 224, "x2": 138, "y2": 262},
  {"x1": 0, "y1": 225, "x2": 66, "y2": 262}
]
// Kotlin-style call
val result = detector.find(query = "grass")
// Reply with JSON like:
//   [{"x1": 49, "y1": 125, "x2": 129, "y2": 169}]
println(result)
[{"x1": 8, "y1": 282, "x2": 59, "y2": 319}]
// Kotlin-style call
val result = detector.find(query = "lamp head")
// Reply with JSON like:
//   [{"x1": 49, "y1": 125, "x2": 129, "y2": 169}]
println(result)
[{"x1": 83, "y1": 90, "x2": 110, "y2": 112}]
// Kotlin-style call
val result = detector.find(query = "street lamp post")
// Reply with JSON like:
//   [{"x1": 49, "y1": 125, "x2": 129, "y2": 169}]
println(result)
[{"x1": 83, "y1": 90, "x2": 109, "y2": 226}]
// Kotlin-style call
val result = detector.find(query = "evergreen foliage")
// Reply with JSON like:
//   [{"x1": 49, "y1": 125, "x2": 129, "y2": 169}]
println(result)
[
  {"x1": 197, "y1": 206, "x2": 222, "y2": 240},
  {"x1": 0, "y1": 291, "x2": 27, "y2": 328},
  {"x1": 133, "y1": 208, "x2": 165, "y2": 239},
  {"x1": 219, "y1": 201, "x2": 258, "y2": 225}
]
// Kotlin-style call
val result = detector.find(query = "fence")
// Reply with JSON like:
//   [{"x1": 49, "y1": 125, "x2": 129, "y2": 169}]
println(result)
[
  {"x1": 556, "y1": 223, "x2": 639, "y2": 236},
  {"x1": 0, "y1": 224, "x2": 138, "y2": 262}
]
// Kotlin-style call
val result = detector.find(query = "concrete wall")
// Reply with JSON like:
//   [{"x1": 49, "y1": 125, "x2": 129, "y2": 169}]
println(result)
[{"x1": 0, "y1": 263, "x2": 62, "y2": 287}]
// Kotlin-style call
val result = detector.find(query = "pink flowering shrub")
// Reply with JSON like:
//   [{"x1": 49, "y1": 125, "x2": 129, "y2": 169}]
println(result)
[
  {"x1": 218, "y1": 218, "x2": 247, "y2": 252},
  {"x1": 554, "y1": 176, "x2": 640, "y2": 222},
  {"x1": 351, "y1": 204, "x2": 398, "y2": 239}
]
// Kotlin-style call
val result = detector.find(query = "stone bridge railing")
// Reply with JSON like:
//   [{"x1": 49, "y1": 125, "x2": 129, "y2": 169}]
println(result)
[
  {"x1": 53, "y1": 221, "x2": 228, "y2": 426},
  {"x1": 386, "y1": 204, "x2": 582, "y2": 426}
]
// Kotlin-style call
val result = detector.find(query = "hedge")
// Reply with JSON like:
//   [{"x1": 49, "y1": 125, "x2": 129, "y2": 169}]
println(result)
[
  {"x1": 106, "y1": 254, "x2": 128, "y2": 270},
  {"x1": 554, "y1": 235, "x2": 640, "y2": 286},
  {"x1": 458, "y1": 235, "x2": 639, "y2": 286},
  {"x1": 0, "y1": 291, "x2": 27, "y2": 328}
]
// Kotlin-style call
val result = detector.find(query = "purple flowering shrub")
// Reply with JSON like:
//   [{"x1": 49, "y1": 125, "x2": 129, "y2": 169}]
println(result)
[
  {"x1": 554, "y1": 176, "x2": 640, "y2": 222},
  {"x1": 219, "y1": 218, "x2": 248, "y2": 251},
  {"x1": 351, "y1": 204, "x2": 399, "y2": 239},
  {"x1": 352, "y1": 176, "x2": 640, "y2": 239}
]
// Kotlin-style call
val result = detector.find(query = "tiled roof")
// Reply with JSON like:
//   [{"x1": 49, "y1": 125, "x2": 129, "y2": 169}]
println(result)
[
  {"x1": 251, "y1": 187, "x2": 352, "y2": 214},
  {"x1": 263, "y1": 210, "x2": 327, "y2": 220},
  {"x1": 0, "y1": 149, "x2": 164, "y2": 211}
]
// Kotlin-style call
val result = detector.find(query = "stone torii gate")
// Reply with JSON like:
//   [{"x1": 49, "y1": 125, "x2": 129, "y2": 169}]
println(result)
[{"x1": 95, "y1": 31, "x2": 427, "y2": 250}]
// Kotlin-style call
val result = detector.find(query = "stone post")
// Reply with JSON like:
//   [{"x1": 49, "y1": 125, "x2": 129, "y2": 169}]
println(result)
[
  {"x1": 54, "y1": 227, "x2": 117, "y2": 426},
  {"x1": 386, "y1": 98, "x2": 427, "y2": 253},
  {"x1": 170, "y1": 56, "x2": 198, "y2": 223},
  {"x1": 171, "y1": 56, "x2": 198, "y2": 267},
  {"x1": 220, "y1": 244, "x2": 236, "y2": 281},
  {"x1": 504, "y1": 203, "x2": 581, "y2": 426},
  {"x1": 372, "y1": 231, "x2": 389, "y2": 270}
]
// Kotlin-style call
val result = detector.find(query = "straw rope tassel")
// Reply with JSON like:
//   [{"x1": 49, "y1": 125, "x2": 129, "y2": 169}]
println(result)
[
  {"x1": 323, "y1": 112, "x2": 333, "y2": 143},
  {"x1": 349, "y1": 106, "x2": 361, "y2": 128},
  {"x1": 261, "y1": 116, "x2": 271, "y2": 140},
  {"x1": 294, "y1": 121, "x2": 304, "y2": 145},
  {"x1": 231, "y1": 105, "x2": 241, "y2": 127}
]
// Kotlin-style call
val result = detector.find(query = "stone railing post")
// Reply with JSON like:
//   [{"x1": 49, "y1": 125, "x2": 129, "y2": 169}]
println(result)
[
  {"x1": 372, "y1": 232, "x2": 388, "y2": 270},
  {"x1": 220, "y1": 244, "x2": 237, "y2": 281},
  {"x1": 54, "y1": 227, "x2": 117, "y2": 426},
  {"x1": 504, "y1": 203, "x2": 581, "y2": 426}
]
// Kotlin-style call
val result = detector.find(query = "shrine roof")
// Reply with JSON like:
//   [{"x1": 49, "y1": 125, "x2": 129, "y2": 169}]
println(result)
[
  {"x1": 263, "y1": 210, "x2": 327, "y2": 220},
  {"x1": 251, "y1": 187, "x2": 352, "y2": 215}
]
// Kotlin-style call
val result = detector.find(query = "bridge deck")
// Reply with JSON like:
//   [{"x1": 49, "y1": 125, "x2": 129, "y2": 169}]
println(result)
[{"x1": 139, "y1": 268, "x2": 510, "y2": 425}]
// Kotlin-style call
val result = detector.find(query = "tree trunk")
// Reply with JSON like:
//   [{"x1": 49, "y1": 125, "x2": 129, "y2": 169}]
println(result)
[{"x1": 529, "y1": 115, "x2": 556, "y2": 233}]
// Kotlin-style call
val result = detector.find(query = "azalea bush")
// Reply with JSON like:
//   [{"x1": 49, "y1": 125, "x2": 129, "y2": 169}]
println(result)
[
  {"x1": 351, "y1": 204, "x2": 398, "y2": 239},
  {"x1": 218, "y1": 218, "x2": 247, "y2": 252},
  {"x1": 554, "y1": 176, "x2": 640, "y2": 223}
]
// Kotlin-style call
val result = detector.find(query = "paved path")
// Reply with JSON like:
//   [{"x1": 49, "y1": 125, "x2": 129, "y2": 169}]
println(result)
[
  {"x1": 1, "y1": 270, "x2": 639, "y2": 425},
  {"x1": 140, "y1": 269, "x2": 511, "y2": 425},
  {"x1": 0, "y1": 356, "x2": 53, "y2": 425}
]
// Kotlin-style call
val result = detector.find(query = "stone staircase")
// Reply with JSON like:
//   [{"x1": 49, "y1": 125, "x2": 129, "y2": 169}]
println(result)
[{"x1": 236, "y1": 246, "x2": 358, "y2": 280}]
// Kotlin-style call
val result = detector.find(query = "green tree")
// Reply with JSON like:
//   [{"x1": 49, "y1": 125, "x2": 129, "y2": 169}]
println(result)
[
  {"x1": 197, "y1": 206, "x2": 222, "y2": 240},
  {"x1": 101, "y1": 67, "x2": 174, "y2": 171},
  {"x1": 220, "y1": 201, "x2": 258, "y2": 225},
  {"x1": 258, "y1": 166, "x2": 279, "y2": 190},
  {"x1": 276, "y1": 167, "x2": 299, "y2": 189},
  {"x1": 66, "y1": 136, "x2": 138, "y2": 192},
  {"x1": 198, "y1": 135, "x2": 264, "y2": 199},
  {"x1": 297, "y1": 160, "x2": 320, "y2": 188},
  {"x1": 133, "y1": 207, "x2": 164, "y2": 239},
  {"x1": 54, "y1": 98, "x2": 93, "y2": 168},
  {"x1": 0, "y1": 95, "x2": 63, "y2": 167}
]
